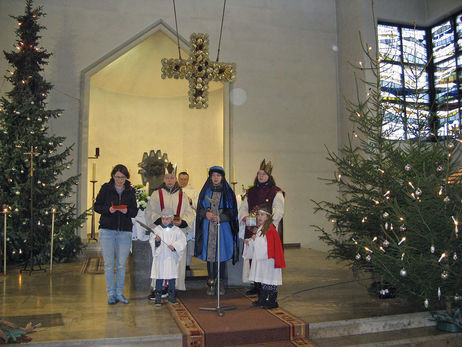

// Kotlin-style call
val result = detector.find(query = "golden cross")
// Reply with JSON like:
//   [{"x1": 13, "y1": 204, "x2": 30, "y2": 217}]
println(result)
[
  {"x1": 161, "y1": 33, "x2": 236, "y2": 109},
  {"x1": 24, "y1": 146, "x2": 40, "y2": 177}
]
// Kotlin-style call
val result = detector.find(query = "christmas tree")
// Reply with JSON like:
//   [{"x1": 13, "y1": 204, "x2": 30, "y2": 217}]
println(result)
[
  {"x1": 313, "y1": 13, "x2": 462, "y2": 318},
  {"x1": 0, "y1": 0, "x2": 86, "y2": 268}
]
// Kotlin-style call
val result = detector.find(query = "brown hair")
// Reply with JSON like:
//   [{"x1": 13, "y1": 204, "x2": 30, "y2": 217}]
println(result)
[{"x1": 111, "y1": 164, "x2": 130, "y2": 179}]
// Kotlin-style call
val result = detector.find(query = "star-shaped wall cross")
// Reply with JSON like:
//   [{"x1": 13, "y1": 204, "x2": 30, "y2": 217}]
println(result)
[{"x1": 161, "y1": 33, "x2": 236, "y2": 109}]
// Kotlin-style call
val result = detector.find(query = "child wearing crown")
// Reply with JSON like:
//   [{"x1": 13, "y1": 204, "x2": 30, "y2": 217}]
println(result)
[{"x1": 245, "y1": 204, "x2": 286, "y2": 309}]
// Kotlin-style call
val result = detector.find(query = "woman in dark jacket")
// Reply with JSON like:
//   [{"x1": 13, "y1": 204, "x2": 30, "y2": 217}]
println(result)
[{"x1": 94, "y1": 164, "x2": 138, "y2": 304}]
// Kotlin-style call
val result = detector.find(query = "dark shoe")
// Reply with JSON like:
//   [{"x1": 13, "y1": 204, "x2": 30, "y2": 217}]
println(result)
[
  {"x1": 252, "y1": 289, "x2": 268, "y2": 307},
  {"x1": 154, "y1": 291, "x2": 162, "y2": 306},
  {"x1": 263, "y1": 291, "x2": 278, "y2": 309},
  {"x1": 108, "y1": 295, "x2": 117, "y2": 305},
  {"x1": 148, "y1": 291, "x2": 156, "y2": 301},
  {"x1": 161, "y1": 287, "x2": 169, "y2": 299},
  {"x1": 168, "y1": 290, "x2": 178, "y2": 305},
  {"x1": 219, "y1": 281, "x2": 225, "y2": 295},
  {"x1": 206, "y1": 277, "x2": 216, "y2": 296},
  {"x1": 116, "y1": 294, "x2": 129, "y2": 304}
]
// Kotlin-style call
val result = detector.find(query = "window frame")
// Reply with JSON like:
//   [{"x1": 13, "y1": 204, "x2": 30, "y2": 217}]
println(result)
[{"x1": 378, "y1": 10, "x2": 462, "y2": 140}]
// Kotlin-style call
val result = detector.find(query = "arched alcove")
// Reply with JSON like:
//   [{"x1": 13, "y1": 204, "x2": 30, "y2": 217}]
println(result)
[{"x1": 79, "y1": 20, "x2": 230, "y2": 239}]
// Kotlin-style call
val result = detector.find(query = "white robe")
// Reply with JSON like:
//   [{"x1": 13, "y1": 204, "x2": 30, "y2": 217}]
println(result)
[
  {"x1": 145, "y1": 187, "x2": 194, "y2": 290},
  {"x1": 149, "y1": 225, "x2": 186, "y2": 281},
  {"x1": 239, "y1": 191, "x2": 285, "y2": 282},
  {"x1": 180, "y1": 185, "x2": 198, "y2": 240},
  {"x1": 245, "y1": 226, "x2": 282, "y2": 286}
]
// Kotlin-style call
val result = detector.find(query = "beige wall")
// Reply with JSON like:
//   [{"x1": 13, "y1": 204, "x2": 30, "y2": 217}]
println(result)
[
  {"x1": 86, "y1": 86, "x2": 224, "y2": 234},
  {"x1": 0, "y1": 0, "x2": 461, "y2": 250},
  {"x1": 88, "y1": 87, "x2": 224, "y2": 190}
]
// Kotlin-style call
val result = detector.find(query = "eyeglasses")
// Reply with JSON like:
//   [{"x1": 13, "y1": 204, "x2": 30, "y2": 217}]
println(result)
[{"x1": 114, "y1": 175, "x2": 126, "y2": 180}]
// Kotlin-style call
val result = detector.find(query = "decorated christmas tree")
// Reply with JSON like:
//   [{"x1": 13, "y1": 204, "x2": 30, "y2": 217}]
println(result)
[
  {"x1": 313, "y1": 14, "x2": 462, "y2": 319},
  {"x1": 0, "y1": 0, "x2": 86, "y2": 268}
]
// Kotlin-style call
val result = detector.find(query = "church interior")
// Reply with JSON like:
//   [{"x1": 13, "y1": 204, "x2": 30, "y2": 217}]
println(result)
[{"x1": 1, "y1": 0, "x2": 462, "y2": 345}]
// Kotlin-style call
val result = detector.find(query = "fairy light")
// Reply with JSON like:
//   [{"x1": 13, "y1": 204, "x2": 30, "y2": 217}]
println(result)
[
  {"x1": 364, "y1": 246, "x2": 373, "y2": 253},
  {"x1": 372, "y1": 236, "x2": 378, "y2": 242},
  {"x1": 438, "y1": 287, "x2": 441, "y2": 300},
  {"x1": 352, "y1": 238, "x2": 358, "y2": 245},
  {"x1": 384, "y1": 190, "x2": 390, "y2": 197},
  {"x1": 401, "y1": 252, "x2": 405, "y2": 260},
  {"x1": 362, "y1": 216, "x2": 368, "y2": 223},
  {"x1": 452, "y1": 216, "x2": 459, "y2": 237},
  {"x1": 408, "y1": 181, "x2": 415, "y2": 189},
  {"x1": 438, "y1": 253, "x2": 447, "y2": 263},
  {"x1": 398, "y1": 236, "x2": 406, "y2": 245},
  {"x1": 439, "y1": 186, "x2": 444, "y2": 196}
]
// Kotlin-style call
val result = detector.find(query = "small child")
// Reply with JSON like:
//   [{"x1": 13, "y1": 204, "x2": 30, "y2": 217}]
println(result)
[
  {"x1": 149, "y1": 208, "x2": 187, "y2": 306},
  {"x1": 246, "y1": 204, "x2": 286, "y2": 309}
]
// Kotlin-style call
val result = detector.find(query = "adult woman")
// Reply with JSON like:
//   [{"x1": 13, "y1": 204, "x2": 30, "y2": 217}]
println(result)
[
  {"x1": 195, "y1": 166, "x2": 239, "y2": 295},
  {"x1": 94, "y1": 164, "x2": 138, "y2": 304},
  {"x1": 239, "y1": 159, "x2": 284, "y2": 295}
]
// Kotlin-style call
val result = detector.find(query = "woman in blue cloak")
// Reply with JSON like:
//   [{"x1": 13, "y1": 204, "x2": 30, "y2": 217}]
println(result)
[{"x1": 195, "y1": 166, "x2": 239, "y2": 296}]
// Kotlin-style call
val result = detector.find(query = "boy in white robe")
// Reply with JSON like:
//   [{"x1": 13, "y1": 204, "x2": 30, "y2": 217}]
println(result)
[{"x1": 149, "y1": 208, "x2": 187, "y2": 306}]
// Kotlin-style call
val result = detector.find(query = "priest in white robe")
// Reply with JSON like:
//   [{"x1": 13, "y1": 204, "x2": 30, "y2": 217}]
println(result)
[{"x1": 178, "y1": 171, "x2": 199, "y2": 273}]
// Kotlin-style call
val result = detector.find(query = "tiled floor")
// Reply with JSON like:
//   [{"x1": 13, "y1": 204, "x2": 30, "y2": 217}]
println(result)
[{"x1": 1, "y1": 247, "x2": 423, "y2": 345}]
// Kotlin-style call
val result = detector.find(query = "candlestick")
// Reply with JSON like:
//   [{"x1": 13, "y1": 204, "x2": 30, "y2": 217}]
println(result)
[
  {"x1": 92, "y1": 162, "x2": 96, "y2": 181},
  {"x1": 50, "y1": 208, "x2": 56, "y2": 272},
  {"x1": 2, "y1": 208, "x2": 9, "y2": 276}
]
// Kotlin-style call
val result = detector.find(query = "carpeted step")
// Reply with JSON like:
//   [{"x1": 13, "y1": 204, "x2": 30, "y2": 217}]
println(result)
[{"x1": 168, "y1": 288, "x2": 312, "y2": 347}]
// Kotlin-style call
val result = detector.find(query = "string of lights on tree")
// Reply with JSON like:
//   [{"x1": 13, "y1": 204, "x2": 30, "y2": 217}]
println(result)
[
  {"x1": 0, "y1": 0, "x2": 86, "y2": 266},
  {"x1": 313, "y1": 17, "x2": 462, "y2": 317}
]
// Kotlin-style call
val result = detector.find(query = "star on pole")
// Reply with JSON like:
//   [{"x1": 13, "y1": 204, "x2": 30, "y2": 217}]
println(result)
[{"x1": 161, "y1": 33, "x2": 236, "y2": 109}]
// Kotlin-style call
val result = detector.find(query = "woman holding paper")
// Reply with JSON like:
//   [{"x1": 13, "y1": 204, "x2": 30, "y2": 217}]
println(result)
[{"x1": 94, "y1": 164, "x2": 138, "y2": 305}]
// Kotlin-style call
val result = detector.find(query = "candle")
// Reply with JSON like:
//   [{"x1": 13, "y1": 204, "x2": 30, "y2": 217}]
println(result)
[
  {"x1": 233, "y1": 166, "x2": 236, "y2": 182},
  {"x1": 92, "y1": 162, "x2": 96, "y2": 181}
]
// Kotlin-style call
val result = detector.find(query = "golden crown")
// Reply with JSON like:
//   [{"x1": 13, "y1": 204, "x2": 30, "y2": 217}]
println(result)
[
  {"x1": 165, "y1": 162, "x2": 177, "y2": 176},
  {"x1": 259, "y1": 159, "x2": 273, "y2": 175}
]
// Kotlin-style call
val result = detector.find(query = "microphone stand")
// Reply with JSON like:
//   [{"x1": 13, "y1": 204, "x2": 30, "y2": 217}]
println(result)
[{"x1": 200, "y1": 216, "x2": 236, "y2": 317}]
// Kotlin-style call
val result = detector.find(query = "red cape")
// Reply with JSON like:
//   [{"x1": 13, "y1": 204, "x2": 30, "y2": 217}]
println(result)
[{"x1": 266, "y1": 224, "x2": 286, "y2": 268}]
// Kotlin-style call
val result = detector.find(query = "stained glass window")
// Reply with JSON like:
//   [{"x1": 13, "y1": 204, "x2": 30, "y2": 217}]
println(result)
[
  {"x1": 378, "y1": 24, "x2": 428, "y2": 139},
  {"x1": 378, "y1": 10, "x2": 462, "y2": 140}
]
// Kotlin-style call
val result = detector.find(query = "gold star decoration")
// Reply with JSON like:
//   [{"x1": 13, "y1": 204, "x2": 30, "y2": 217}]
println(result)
[{"x1": 161, "y1": 33, "x2": 236, "y2": 109}]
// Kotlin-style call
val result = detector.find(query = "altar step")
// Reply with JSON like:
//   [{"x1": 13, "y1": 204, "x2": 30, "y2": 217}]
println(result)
[
  {"x1": 18, "y1": 334, "x2": 183, "y2": 347},
  {"x1": 309, "y1": 311, "x2": 462, "y2": 346}
]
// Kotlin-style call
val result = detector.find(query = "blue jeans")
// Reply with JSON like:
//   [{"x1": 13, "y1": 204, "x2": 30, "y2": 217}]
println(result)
[
  {"x1": 99, "y1": 229, "x2": 132, "y2": 297},
  {"x1": 155, "y1": 278, "x2": 176, "y2": 292}
]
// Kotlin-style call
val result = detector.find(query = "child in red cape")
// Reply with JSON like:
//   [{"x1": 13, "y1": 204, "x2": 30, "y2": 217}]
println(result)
[{"x1": 246, "y1": 204, "x2": 285, "y2": 309}]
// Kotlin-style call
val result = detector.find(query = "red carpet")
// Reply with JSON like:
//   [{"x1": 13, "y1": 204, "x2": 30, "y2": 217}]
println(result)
[{"x1": 168, "y1": 288, "x2": 314, "y2": 347}]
